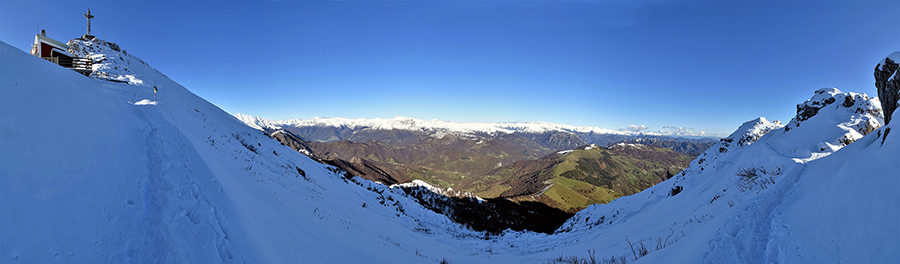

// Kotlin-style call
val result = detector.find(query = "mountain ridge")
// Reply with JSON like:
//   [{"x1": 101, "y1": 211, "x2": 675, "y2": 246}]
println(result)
[{"x1": 235, "y1": 114, "x2": 725, "y2": 141}]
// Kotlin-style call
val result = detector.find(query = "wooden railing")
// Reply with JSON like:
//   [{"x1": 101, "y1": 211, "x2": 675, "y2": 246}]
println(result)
[
  {"x1": 41, "y1": 56, "x2": 93, "y2": 76},
  {"x1": 91, "y1": 71, "x2": 118, "y2": 79},
  {"x1": 71, "y1": 58, "x2": 92, "y2": 71}
]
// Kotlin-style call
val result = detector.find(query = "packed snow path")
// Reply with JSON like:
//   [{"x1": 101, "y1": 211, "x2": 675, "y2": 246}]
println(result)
[{"x1": 132, "y1": 87, "x2": 245, "y2": 263}]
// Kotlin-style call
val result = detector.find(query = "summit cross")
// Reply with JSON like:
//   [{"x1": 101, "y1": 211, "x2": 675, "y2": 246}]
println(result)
[{"x1": 83, "y1": 8, "x2": 94, "y2": 38}]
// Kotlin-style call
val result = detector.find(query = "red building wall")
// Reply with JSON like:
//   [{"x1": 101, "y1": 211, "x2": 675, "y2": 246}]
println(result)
[{"x1": 40, "y1": 42, "x2": 58, "y2": 57}]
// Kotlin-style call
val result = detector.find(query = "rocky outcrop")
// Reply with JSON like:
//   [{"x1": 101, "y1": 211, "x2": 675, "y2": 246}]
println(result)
[
  {"x1": 323, "y1": 158, "x2": 402, "y2": 185},
  {"x1": 720, "y1": 117, "x2": 783, "y2": 153},
  {"x1": 875, "y1": 52, "x2": 900, "y2": 125},
  {"x1": 269, "y1": 130, "x2": 313, "y2": 156},
  {"x1": 784, "y1": 88, "x2": 882, "y2": 137}
]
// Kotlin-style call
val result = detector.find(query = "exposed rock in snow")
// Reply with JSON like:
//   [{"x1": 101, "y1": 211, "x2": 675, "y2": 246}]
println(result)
[
  {"x1": 719, "y1": 117, "x2": 782, "y2": 153},
  {"x1": 875, "y1": 51, "x2": 900, "y2": 125},
  {"x1": 784, "y1": 88, "x2": 882, "y2": 150},
  {"x1": 67, "y1": 38, "x2": 162, "y2": 86},
  {"x1": 269, "y1": 129, "x2": 313, "y2": 157}
]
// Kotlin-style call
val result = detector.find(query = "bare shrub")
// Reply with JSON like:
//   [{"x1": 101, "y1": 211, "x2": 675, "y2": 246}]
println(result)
[
  {"x1": 232, "y1": 133, "x2": 258, "y2": 154},
  {"x1": 625, "y1": 236, "x2": 648, "y2": 261},
  {"x1": 547, "y1": 234, "x2": 678, "y2": 264},
  {"x1": 735, "y1": 165, "x2": 778, "y2": 192},
  {"x1": 735, "y1": 166, "x2": 760, "y2": 179},
  {"x1": 546, "y1": 250, "x2": 607, "y2": 264}
]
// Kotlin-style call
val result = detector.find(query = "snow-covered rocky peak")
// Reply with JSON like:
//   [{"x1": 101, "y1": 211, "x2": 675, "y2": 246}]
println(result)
[
  {"x1": 781, "y1": 88, "x2": 882, "y2": 154},
  {"x1": 681, "y1": 117, "x2": 782, "y2": 174},
  {"x1": 67, "y1": 38, "x2": 164, "y2": 87},
  {"x1": 235, "y1": 113, "x2": 283, "y2": 131},
  {"x1": 719, "y1": 117, "x2": 782, "y2": 153},
  {"x1": 787, "y1": 88, "x2": 881, "y2": 130},
  {"x1": 679, "y1": 88, "x2": 881, "y2": 177}
]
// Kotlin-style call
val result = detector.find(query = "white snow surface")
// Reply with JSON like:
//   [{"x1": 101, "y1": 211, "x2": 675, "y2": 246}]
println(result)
[
  {"x1": 236, "y1": 114, "x2": 721, "y2": 138},
  {"x1": 134, "y1": 99, "x2": 157, "y2": 105},
  {"x1": 2, "y1": 39, "x2": 898, "y2": 264}
]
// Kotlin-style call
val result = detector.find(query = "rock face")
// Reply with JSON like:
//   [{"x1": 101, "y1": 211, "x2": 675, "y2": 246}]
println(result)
[{"x1": 875, "y1": 52, "x2": 900, "y2": 125}]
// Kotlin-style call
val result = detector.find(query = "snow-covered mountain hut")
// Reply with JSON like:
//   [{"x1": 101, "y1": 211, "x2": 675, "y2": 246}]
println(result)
[
  {"x1": 30, "y1": 32, "x2": 92, "y2": 76},
  {"x1": 28, "y1": 9, "x2": 99, "y2": 76}
]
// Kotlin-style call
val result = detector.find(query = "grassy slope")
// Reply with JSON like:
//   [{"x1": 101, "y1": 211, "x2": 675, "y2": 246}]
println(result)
[{"x1": 491, "y1": 145, "x2": 693, "y2": 212}]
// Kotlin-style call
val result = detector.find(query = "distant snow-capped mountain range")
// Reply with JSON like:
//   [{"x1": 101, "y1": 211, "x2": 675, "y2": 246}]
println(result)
[{"x1": 235, "y1": 115, "x2": 723, "y2": 138}]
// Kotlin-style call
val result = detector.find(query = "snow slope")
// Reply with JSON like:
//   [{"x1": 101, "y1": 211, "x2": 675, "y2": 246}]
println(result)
[{"x1": 2, "y1": 38, "x2": 897, "y2": 264}]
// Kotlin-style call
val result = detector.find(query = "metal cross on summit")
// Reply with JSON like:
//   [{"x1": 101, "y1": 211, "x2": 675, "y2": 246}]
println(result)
[{"x1": 83, "y1": 8, "x2": 95, "y2": 39}]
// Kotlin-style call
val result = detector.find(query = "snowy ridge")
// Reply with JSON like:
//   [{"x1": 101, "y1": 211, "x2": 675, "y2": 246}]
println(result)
[
  {"x1": 235, "y1": 113, "x2": 283, "y2": 131},
  {"x1": 237, "y1": 115, "x2": 721, "y2": 138},
  {"x1": 557, "y1": 144, "x2": 600, "y2": 155}
]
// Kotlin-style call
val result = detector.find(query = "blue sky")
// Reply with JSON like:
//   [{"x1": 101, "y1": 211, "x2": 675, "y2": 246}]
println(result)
[{"x1": 2, "y1": 1, "x2": 898, "y2": 135}]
